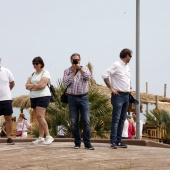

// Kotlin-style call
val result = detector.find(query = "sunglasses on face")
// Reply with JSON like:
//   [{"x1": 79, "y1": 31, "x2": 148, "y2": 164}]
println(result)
[{"x1": 32, "y1": 63, "x2": 39, "y2": 66}]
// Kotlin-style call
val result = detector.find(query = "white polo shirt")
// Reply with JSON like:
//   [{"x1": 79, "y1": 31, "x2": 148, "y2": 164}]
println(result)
[
  {"x1": 0, "y1": 67, "x2": 15, "y2": 101},
  {"x1": 102, "y1": 60, "x2": 131, "y2": 92}
]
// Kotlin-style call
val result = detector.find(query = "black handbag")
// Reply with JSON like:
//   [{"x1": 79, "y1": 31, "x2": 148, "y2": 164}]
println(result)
[{"x1": 60, "y1": 90, "x2": 68, "y2": 103}]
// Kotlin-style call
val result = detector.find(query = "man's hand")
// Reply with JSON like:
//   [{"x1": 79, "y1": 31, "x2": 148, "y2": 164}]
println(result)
[
  {"x1": 103, "y1": 78, "x2": 119, "y2": 96},
  {"x1": 111, "y1": 88, "x2": 119, "y2": 96},
  {"x1": 76, "y1": 64, "x2": 81, "y2": 70}
]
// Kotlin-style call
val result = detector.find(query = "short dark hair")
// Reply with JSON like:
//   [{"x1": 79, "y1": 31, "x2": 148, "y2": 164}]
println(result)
[
  {"x1": 120, "y1": 48, "x2": 132, "y2": 59},
  {"x1": 32, "y1": 56, "x2": 44, "y2": 68},
  {"x1": 70, "y1": 53, "x2": 81, "y2": 60}
]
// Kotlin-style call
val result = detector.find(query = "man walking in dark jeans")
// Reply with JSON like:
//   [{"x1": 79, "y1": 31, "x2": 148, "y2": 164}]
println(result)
[
  {"x1": 0, "y1": 62, "x2": 15, "y2": 145},
  {"x1": 102, "y1": 49, "x2": 132, "y2": 149},
  {"x1": 62, "y1": 53, "x2": 94, "y2": 150}
]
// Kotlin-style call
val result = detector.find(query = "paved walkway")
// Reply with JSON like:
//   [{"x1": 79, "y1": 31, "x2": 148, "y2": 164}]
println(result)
[{"x1": 0, "y1": 140, "x2": 170, "y2": 170}]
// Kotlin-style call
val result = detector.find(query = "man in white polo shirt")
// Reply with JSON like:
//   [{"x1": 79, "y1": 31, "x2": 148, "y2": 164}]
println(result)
[
  {"x1": 102, "y1": 48, "x2": 132, "y2": 149},
  {"x1": 0, "y1": 64, "x2": 15, "y2": 144}
]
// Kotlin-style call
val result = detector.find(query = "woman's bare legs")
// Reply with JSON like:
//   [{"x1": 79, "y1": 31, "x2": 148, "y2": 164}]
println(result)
[{"x1": 34, "y1": 107, "x2": 50, "y2": 137}]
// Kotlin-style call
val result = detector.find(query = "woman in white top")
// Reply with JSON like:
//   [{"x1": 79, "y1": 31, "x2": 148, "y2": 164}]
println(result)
[
  {"x1": 25, "y1": 56, "x2": 54, "y2": 145},
  {"x1": 16, "y1": 113, "x2": 31, "y2": 138}
]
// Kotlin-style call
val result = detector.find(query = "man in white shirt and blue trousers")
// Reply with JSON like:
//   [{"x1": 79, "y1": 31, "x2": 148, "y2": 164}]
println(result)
[{"x1": 102, "y1": 48, "x2": 132, "y2": 149}]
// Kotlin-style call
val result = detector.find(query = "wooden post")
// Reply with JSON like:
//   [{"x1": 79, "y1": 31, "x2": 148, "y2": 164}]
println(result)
[
  {"x1": 157, "y1": 127, "x2": 160, "y2": 139},
  {"x1": 164, "y1": 84, "x2": 167, "y2": 97},
  {"x1": 146, "y1": 82, "x2": 148, "y2": 113},
  {"x1": 155, "y1": 95, "x2": 159, "y2": 110},
  {"x1": 146, "y1": 82, "x2": 148, "y2": 94},
  {"x1": 155, "y1": 95, "x2": 160, "y2": 139}
]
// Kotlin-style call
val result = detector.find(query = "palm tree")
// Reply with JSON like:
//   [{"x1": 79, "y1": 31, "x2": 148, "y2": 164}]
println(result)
[
  {"x1": 46, "y1": 79, "x2": 72, "y2": 137},
  {"x1": 144, "y1": 109, "x2": 170, "y2": 141},
  {"x1": 88, "y1": 85, "x2": 112, "y2": 138},
  {"x1": 45, "y1": 62, "x2": 112, "y2": 138},
  {"x1": 46, "y1": 79, "x2": 112, "y2": 138},
  {"x1": 14, "y1": 62, "x2": 141, "y2": 139},
  {"x1": 161, "y1": 111, "x2": 170, "y2": 141}
]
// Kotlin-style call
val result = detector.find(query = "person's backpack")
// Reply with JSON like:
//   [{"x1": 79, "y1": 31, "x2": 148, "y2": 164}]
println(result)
[
  {"x1": 47, "y1": 83, "x2": 57, "y2": 102},
  {"x1": 32, "y1": 72, "x2": 57, "y2": 102}
]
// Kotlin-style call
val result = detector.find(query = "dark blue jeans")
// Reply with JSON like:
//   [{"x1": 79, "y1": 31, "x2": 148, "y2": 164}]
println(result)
[
  {"x1": 68, "y1": 94, "x2": 91, "y2": 146},
  {"x1": 110, "y1": 92, "x2": 129, "y2": 144}
]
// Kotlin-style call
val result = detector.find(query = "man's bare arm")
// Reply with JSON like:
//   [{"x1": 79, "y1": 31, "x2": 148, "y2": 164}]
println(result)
[
  {"x1": 103, "y1": 78, "x2": 119, "y2": 96},
  {"x1": 9, "y1": 81, "x2": 15, "y2": 90}
]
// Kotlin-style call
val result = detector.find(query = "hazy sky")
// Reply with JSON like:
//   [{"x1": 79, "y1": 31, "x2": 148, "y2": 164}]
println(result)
[{"x1": 1, "y1": 0, "x2": 170, "y2": 101}]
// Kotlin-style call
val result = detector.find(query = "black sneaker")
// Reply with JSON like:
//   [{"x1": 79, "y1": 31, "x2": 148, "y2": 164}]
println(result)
[
  {"x1": 74, "y1": 144, "x2": 81, "y2": 149},
  {"x1": 110, "y1": 143, "x2": 117, "y2": 149},
  {"x1": 7, "y1": 138, "x2": 15, "y2": 145},
  {"x1": 117, "y1": 142, "x2": 127, "y2": 148},
  {"x1": 85, "y1": 143, "x2": 94, "y2": 150}
]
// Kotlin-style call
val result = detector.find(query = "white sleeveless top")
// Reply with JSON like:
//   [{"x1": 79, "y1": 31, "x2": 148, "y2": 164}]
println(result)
[{"x1": 30, "y1": 70, "x2": 51, "y2": 98}]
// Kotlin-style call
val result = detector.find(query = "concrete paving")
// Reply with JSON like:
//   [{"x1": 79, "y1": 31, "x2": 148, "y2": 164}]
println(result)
[{"x1": 0, "y1": 139, "x2": 170, "y2": 170}]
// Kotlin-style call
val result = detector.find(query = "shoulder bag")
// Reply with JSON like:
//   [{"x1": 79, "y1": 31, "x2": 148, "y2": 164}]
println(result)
[
  {"x1": 47, "y1": 83, "x2": 57, "y2": 102},
  {"x1": 60, "y1": 87, "x2": 69, "y2": 103}
]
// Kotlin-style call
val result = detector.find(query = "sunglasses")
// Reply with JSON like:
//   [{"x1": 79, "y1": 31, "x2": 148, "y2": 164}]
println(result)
[{"x1": 32, "y1": 63, "x2": 39, "y2": 65}]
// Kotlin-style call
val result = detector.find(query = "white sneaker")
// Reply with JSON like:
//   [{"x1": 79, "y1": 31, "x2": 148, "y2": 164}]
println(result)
[
  {"x1": 31, "y1": 137, "x2": 45, "y2": 144},
  {"x1": 43, "y1": 136, "x2": 54, "y2": 145}
]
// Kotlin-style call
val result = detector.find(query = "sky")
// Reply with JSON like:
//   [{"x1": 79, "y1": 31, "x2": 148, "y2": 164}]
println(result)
[{"x1": 1, "y1": 0, "x2": 170, "y2": 120}]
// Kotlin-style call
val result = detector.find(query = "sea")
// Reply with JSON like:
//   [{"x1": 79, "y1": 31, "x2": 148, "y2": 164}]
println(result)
[
  {"x1": 13, "y1": 107, "x2": 30, "y2": 121},
  {"x1": 0, "y1": 107, "x2": 30, "y2": 125}
]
